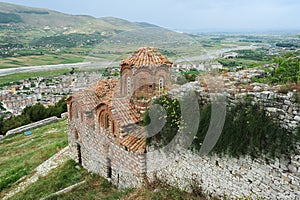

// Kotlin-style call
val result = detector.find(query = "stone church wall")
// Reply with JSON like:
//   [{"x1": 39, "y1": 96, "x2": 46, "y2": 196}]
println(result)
[{"x1": 68, "y1": 112, "x2": 146, "y2": 188}]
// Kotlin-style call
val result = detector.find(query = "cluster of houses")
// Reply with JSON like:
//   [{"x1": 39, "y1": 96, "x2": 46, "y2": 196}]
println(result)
[{"x1": 0, "y1": 71, "x2": 102, "y2": 118}]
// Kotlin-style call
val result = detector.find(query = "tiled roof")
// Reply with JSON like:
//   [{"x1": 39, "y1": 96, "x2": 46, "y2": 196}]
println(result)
[
  {"x1": 95, "y1": 79, "x2": 119, "y2": 101},
  {"x1": 121, "y1": 47, "x2": 172, "y2": 67},
  {"x1": 72, "y1": 71, "x2": 146, "y2": 153},
  {"x1": 111, "y1": 98, "x2": 140, "y2": 127},
  {"x1": 120, "y1": 125, "x2": 146, "y2": 153},
  {"x1": 72, "y1": 85, "x2": 100, "y2": 112},
  {"x1": 111, "y1": 98, "x2": 146, "y2": 153}
]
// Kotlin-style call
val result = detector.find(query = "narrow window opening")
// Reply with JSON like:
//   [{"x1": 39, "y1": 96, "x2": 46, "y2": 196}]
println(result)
[
  {"x1": 107, "y1": 157, "x2": 112, "y2": 178},
  {"x1": 127, "y1": 77, "x2": 131, "y2": 96},
  {"x1": 159, "y1": 78, "x2": 164, "y2": 93},
  {"x1": 77, "y1": 144, "x2": 82, "y2": 164}
]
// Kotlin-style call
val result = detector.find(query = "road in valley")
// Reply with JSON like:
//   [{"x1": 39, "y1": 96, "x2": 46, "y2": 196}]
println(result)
[
  {"x1": 0, "y1": 45, "x2": 256, "y2": 77},
  {"x1": 0, "y1": 61, "x2": 118, "y2": 77}
]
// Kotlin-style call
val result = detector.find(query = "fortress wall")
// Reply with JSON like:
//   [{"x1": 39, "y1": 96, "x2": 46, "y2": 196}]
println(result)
[
  {"x1": 4, "y1": 116, "x2": 59, "y2": 138},
  {"x1": 152, "y1": 148, "x2": 300, "y2": 199},
  {"x1": 168, "y1": 81, "x2": 299, "y2": 133},
  {"x1": 150, "y1": 81, "x2": 300, "y2": 199}
]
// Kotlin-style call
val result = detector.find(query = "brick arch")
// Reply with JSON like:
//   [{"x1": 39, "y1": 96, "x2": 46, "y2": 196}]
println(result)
[
  {"x1": 121, "y1": 68, "x2": 133, "y2": 96},
  {"x1": 69, "y1": 102, "x2": 79, "y2": 120},
  {"x1": 96, "y1": 103, "x2": 118, "y2": 137},
  {"x1": 155, "y1": 68, "x2": 171, "y2": 89}
]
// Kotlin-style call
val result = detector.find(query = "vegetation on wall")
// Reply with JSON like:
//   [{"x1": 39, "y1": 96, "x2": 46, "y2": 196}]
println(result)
[
  {"x1": 252, "y1": 52, "x2": 300, "y2": 84},
  {"x1": 193, "y1": 101, "x2": 300, "y2": 159},
  {"x1": 143, "y1": 95, "x2": 181, "y2": 146},
  {"x1": 270, "y1": 52, "x2": 300, "y2": 84},
  {"x1": 144, "y1": 95, "x2": 300, "y2": 159}
]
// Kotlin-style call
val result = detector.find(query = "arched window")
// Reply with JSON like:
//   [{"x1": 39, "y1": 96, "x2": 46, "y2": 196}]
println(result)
[
  {"x1": 159, "y1": 77, "x2": 164, "y2": 92},
  {"x1": 106, "y1": 114, "x2": 111, "y2": 129},
  {"x1": 127, "y1": 77, "x2": 131, "y2": 96}
]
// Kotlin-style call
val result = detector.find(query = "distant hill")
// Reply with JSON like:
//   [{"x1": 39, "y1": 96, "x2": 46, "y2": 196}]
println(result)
[
  {"x1": 0, "y1": 2, "x2": 191, "y2": 43},
  {"x1": 0, "y1": 2, "x2": 205, "y2": 67}
]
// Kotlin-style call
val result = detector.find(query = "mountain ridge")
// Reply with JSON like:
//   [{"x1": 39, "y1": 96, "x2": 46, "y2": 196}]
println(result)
[{"x1": 0, "y1": 2, "x2": 171, "y2": 35}]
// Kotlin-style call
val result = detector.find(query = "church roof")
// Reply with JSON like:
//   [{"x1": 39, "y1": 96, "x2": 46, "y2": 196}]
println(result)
[
  {"x1": 120, "y1": 47, "x2": 172, "y2": 67},
  {"x1": 95, "y1": 79, "x2": 119, "y2": 101}
]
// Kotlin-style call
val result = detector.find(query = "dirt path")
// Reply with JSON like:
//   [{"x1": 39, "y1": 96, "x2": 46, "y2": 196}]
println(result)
[{"x1": 2, "y1": 146, "x2": 70, "y2": 200}]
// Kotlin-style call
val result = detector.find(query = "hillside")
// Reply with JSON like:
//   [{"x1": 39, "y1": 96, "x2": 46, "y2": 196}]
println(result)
[
  {"x1": 0, "y1": 120, "x2": 207, "y2": 200},
  {"x1": 0, "y1": 120, "x2": 68, "y2": 197},
  {"x1": 0, "y1": 2, "x2": 205, "y2": 68},
  {"x1": 0, "y1": 2, "x2": 190, "y2": 42},
  {"x1": 0, "y1": 2, "x2": 139, "y2": 33}
]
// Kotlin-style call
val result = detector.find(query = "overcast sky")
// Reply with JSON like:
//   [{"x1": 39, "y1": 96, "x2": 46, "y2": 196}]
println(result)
[{"x1": 1, "y1": 0, "x2": 300, "y2": 31}]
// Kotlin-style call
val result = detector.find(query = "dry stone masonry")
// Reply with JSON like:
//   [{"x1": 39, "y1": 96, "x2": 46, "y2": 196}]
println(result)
[{"x1": 152, "y1": 148, "x2": 300, "y2": 199}]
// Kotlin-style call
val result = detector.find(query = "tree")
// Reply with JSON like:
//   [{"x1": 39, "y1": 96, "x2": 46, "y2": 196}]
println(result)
[
  {"x1": 271, "y1": 52, "x2": 300, "y2": 84},
  {"x1": 23, "y1": 103, "x2": 48, "y2": 122}
]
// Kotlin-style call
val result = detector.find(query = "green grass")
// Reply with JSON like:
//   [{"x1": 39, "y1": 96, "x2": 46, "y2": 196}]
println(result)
[
  {"x1": 0, "y1": 54, "x2": 85, "y2": 69},
  {"x1": 0, "y1": 120, "x2": 68, "y2": 194},
  {"x1": 0, "y1": 69, "x2": 71, "y2": 85},
  {"x1": 9, "y1": 159, "x2": 207, "y2": 200}
]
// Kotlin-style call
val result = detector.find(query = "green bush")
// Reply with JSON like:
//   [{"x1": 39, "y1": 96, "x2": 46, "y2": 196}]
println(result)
[
  {"x1": 0, "y1": 97, "x2": 67, "y2": 135},
  {"x1": 144, "y1": 95, "x2": 181, "y2": 146},
  {"x1": 193, "y1": 101, "x2": 300, "y2": 159},
  {"x1": 144, "y1": 95, "x2": 299, "y2": 159}
]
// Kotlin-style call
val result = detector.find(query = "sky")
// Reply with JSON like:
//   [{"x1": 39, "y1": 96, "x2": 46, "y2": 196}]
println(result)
[{"x1": 1, "y1": 0, "x2": 300, "y2": 31}]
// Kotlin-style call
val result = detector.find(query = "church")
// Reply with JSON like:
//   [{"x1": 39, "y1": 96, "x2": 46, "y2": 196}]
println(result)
[{"x1": 67, "y1": 47, "x2": 172, "y2": 187}]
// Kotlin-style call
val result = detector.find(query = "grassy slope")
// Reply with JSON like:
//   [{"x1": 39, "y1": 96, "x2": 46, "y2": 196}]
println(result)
[
  {"x1": 0, "y1": 119, "x2": 206, "y2": 200},
  {"x1": 0, "y1": 54, "x2": 85, "y2": 69},
  {"x1": 10, "y1": 159, "x2": 206, "y2": 200},
  {"x1": 0, "y1": 120, "x2": 68, "y2": 195}
]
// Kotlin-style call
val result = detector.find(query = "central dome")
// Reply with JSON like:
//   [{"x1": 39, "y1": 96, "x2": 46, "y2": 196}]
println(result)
[{"x1": 120, "y1": 47, "x2": 172, "y2": 67}]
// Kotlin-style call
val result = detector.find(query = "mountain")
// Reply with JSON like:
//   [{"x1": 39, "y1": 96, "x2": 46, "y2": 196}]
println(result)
[
  {"x1": 0, "y1": 2, "x2": 191, "y2": 44},
  {"x1": 0, "y1": 2, "x2": 205, "y2": 67},
  {"x1": 0, "y1": 2, "x2": 138, "y2": 33}
]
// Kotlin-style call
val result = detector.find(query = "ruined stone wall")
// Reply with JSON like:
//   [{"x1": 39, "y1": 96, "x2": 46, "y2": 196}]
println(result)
[
  {"x1": 168, "y1": 81, "x2": 299, "y2": 132},
  {"x1": 5, "y1": 116, "x2": 59, "y2": 138},
  {"x1": 151, "y1": 148, "x2": 300, "y2": 199},
  {"x1": 149, "y1": 81, "x2": 300, "y2": 199}
]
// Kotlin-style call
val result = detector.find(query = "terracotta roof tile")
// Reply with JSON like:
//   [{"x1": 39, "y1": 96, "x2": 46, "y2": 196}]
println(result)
[
  {"x1": 95, "y1": 79, "x2": 119, "y2": 102},
  {"x1": 111, "y1": 98, "x2": 140, "y2": 127},
  {"x1": 120, "y1": 126, "x2": 146, "y2": 153},
  {"x1": 72, "y1": 85, "x2": 100, "y2": 112},
  {"x1": 121, "y1": 47, "x2": 172, "y2": 67},
  {"x1": 110, "y1": 98, "x2": 146, "y2": 153}
]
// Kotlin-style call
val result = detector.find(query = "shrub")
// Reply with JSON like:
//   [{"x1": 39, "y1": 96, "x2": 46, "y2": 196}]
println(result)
[{"x1": 193, "y1": 101, "x2": 299, "y2": 159}]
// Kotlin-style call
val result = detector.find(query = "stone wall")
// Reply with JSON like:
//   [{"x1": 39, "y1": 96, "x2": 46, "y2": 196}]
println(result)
[
  {"x1": 4, "y1": 116, "x2": 59, "y2": 138},
  {"x1": 168, "y1": 81, "x2": 299, "y2": 132},
  {"x1": 154, "y1": 80, "x2": 300, "y2": 199},
  {"x1": 151, "y1": 148, "x2": 300, "y2": 199},
  {"x1": 68, "y1": 113, "x2": 146, "y2": 188}
]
